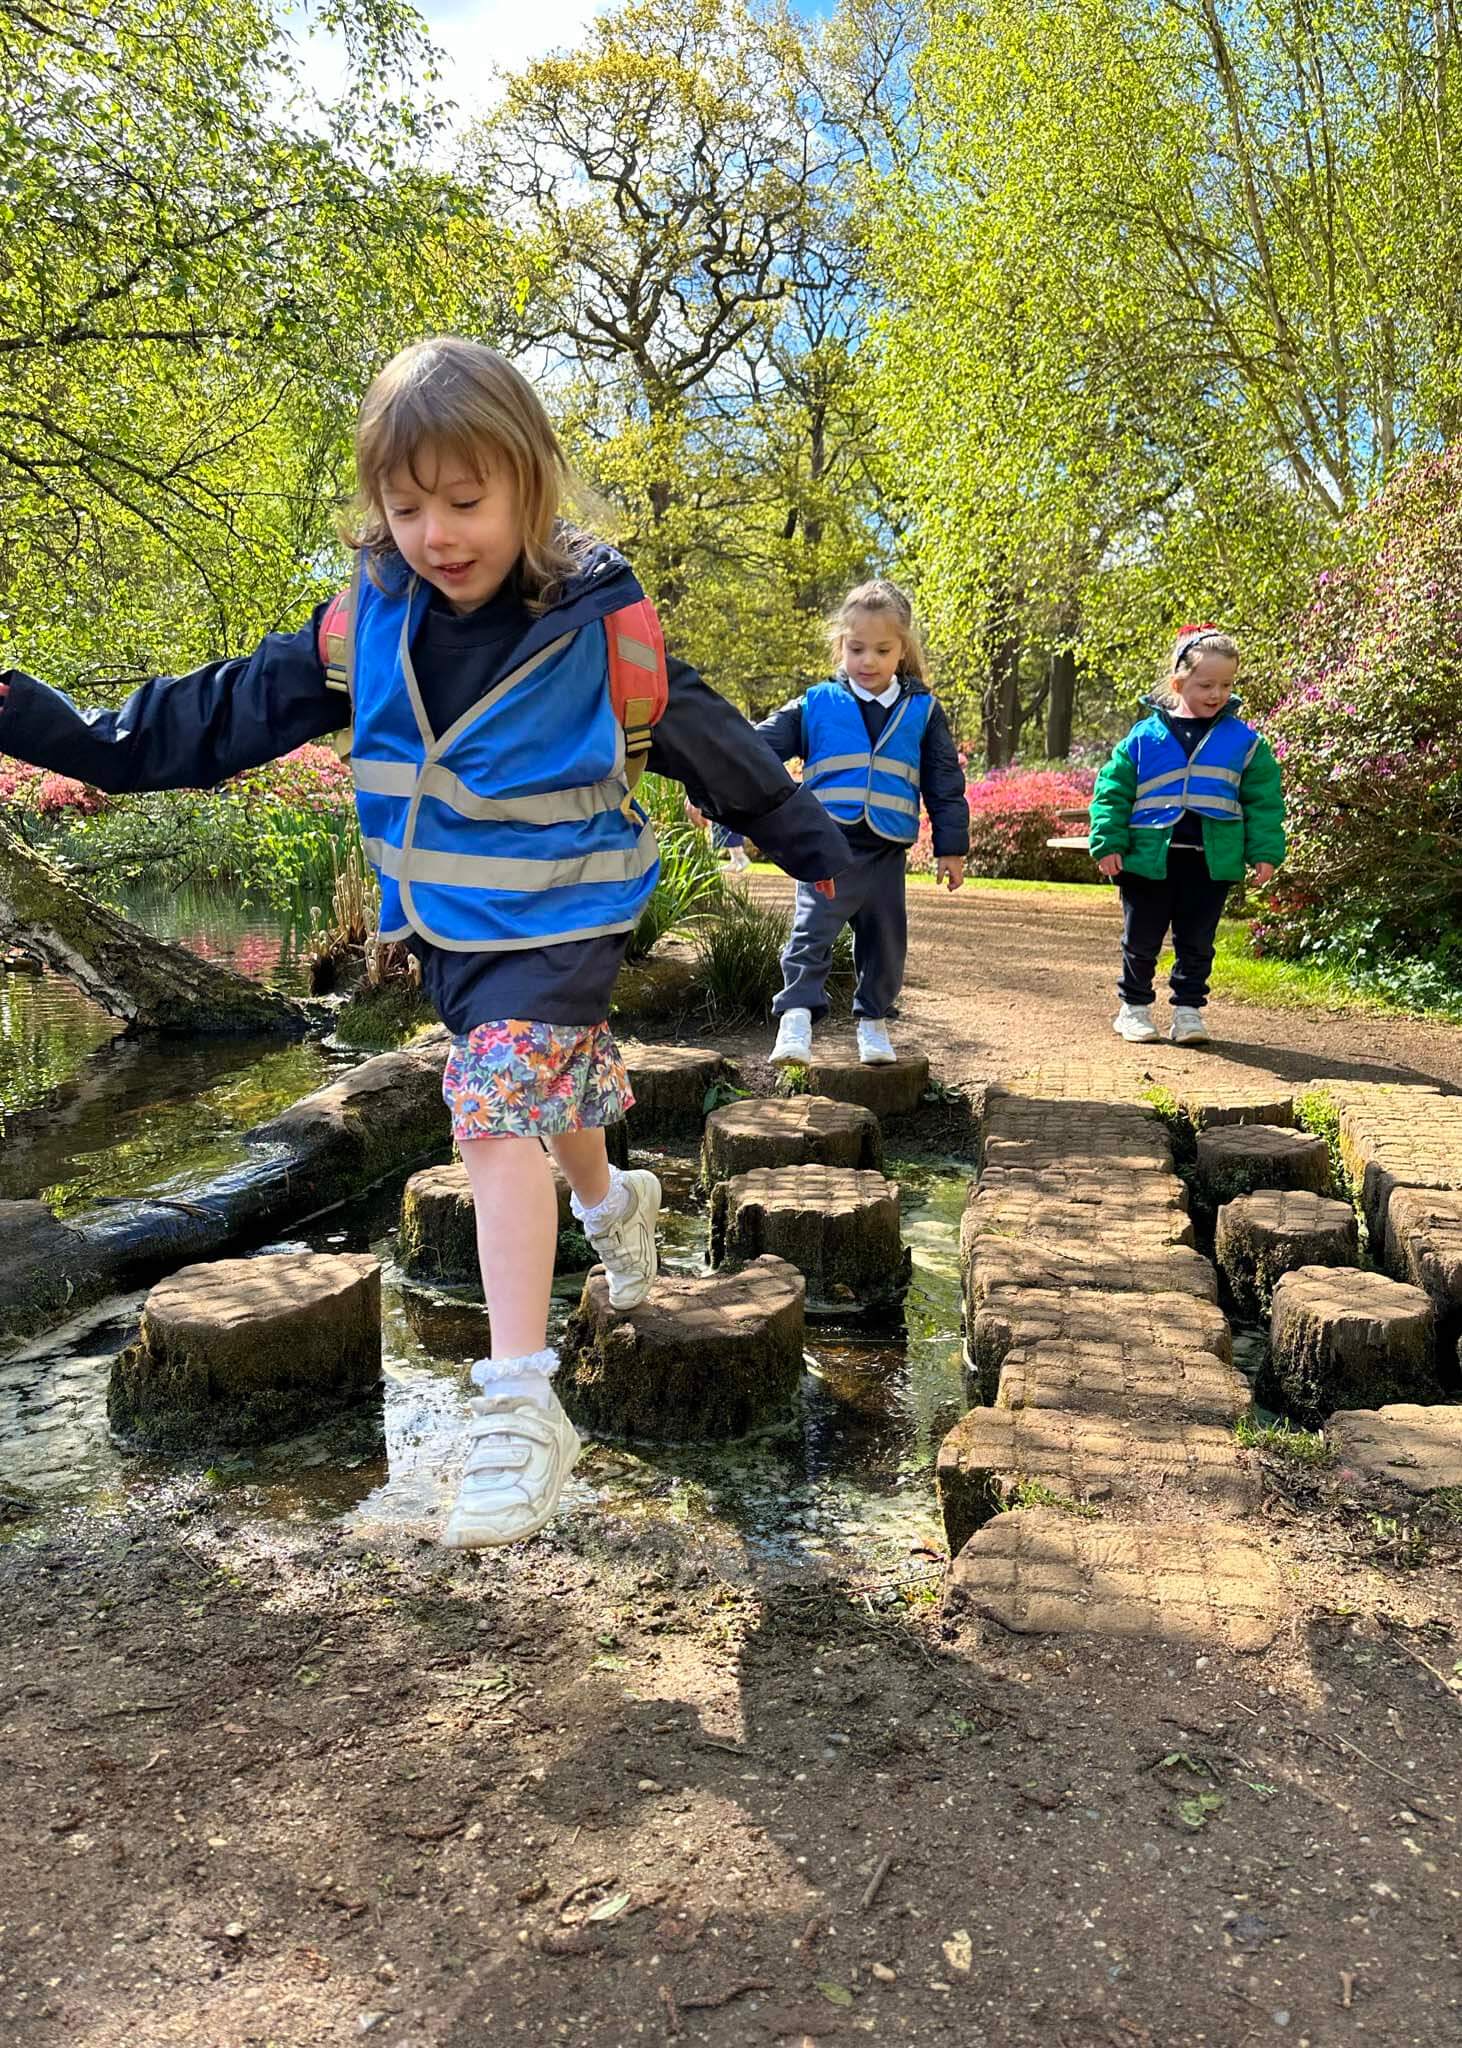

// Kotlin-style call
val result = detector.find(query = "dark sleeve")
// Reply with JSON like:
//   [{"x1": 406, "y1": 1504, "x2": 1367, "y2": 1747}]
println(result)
[
  {"x1": 649, "y1": 660, "x2": 850, "y2": 881},
  {"x1": 0, "y1": 607, "x2": 347, "y2": 794},
  {"x1": 920, "y1": 700, "x2": 970, "y2": 857},
  {"x1": 752, "y1": 697, "x2": 807, "y2": 763}
]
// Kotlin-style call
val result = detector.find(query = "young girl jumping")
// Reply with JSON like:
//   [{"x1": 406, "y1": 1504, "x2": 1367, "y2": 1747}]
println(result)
[
  {"x1": 755, "y1": 580, "x2": 968, "y2": 1068},
  {"x1": 1089, "y1": 624, "x2": 1285, "y2": 1046},
  {"x1": 0, "y1": 337, "x2": 847, "y2": 1546}
]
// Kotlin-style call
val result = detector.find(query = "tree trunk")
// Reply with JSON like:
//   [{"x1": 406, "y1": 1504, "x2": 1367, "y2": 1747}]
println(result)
[
  {"x1": 1045, "y1": 645, "x2": 1077, "y2": 759},
  {"x1": 981, "y1": 584, "x2": 1023, "y2": 769},
  {"x1": 0, "y1": 817, "x2": 308, "y2": 1036}
]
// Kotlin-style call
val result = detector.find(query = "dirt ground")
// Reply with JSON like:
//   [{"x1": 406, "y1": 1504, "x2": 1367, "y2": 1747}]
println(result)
[{"x1": 3, "y1": 882, "x2": 1461, "y2": 2047}]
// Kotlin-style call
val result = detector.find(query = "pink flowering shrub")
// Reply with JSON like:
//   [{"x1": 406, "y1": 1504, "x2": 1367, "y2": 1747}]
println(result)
[
  {"x1": 908, "y1": 764, "x2": 1098, "y2": 882},
  {"x1": 1256, "y1": 443, "x2": 1462, "y2": 962},
  {"x1": 0, "y1": 760, "x2": 111, "y2": 818}
]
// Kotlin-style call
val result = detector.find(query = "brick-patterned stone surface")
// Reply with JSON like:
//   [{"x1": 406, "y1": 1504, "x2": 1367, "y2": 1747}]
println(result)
[
  {"x1": 959, "y1": 1181, "x2": 1195, "y2": 1287},
  {"x1": 1011, "y1": 1061, "x2": 1295, "y2": 1130},
  {"x1": 1332, "y1": 1089, "x2": 1462, "y2": 1241},
  {"x1": 1325, "y1": 1403, "x2": 1462, "y2": 1496},
  {"x1": 399, "y1": 1161, "x2": 589, "y2": 1290},
  {"x1": 561, "y1": 1253, "x2": 805, "y2": 1441},
  {"x1": 944, "y1": 1508, "x2": 1287, "y2": 1652},
  {"x1": 1382, "y1": 1188, "x2": 1462, "y2": 1349},
  {"x1": 803, "y1": 1055, "x2": 930, "y2": 1120},
  {"x1": 964, "y1": 1239, "x2": 1218, "y2": 1339},
  {"x1": 969, "y1": 1286, "x2": 1233, "y2": 1401},
  {"x1": 936, "y1": 1405, "x2": 1259, "y2": 1554},
  {"x1": 1268, "y1": 1265, "x2": 1437, "y2": 1424},
  {"x1": 110, "y1": 1251, "x2": 382, "y2": 1451},
  {"x1": 995, "y1": 1339, "x2": 1251, "y2": 1425},
  {"x1": 980, "y1": 1089, "x2": 1172, "y2": 1175},
  {"x1": 709, "y1": 1165, "x2": 909, "y2": 1309},
  {"x1": 1214, "y1": 1189, "x2": 1359, "y2": 1319},
  {"x1": 1194, "y1": 1122, "x2": 1331, "y2": 1205},
  {"x1": 623, "y1": 1044, "x2": 729, "y2": 1136},
  {"x1": 701, "y1": 1095, "x2": 882, "y2": 1184}
]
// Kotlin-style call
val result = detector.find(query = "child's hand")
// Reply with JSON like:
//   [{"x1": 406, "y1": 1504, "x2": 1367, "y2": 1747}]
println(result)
[
  {"x1": 685, "y1": 802, "x2": 707, "y2": 828},
  {"x1": 814, "y1": 878, "x2": 837, "y2": 899},
  {"x1": 1097, "y1": 853, "x2": 1123, "y2": 878},
  {"x1": 1251, "y1": 861, "x2": 1276, "y2": 885},
  {"x1": 936, "y1": 855, "x2": 965, "y2": 892}
]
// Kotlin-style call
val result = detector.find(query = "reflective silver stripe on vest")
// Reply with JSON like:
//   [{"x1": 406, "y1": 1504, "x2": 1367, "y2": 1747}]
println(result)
[
  {"x1": 351, "y1": 757, "x2": 628, "y2": 825},
  {"x1": 364, "y1": 818, "x2": 658, "y2": 893},
  {"x1": 353, "y1": 758, "x2": 419, "y2": 799},
  {"x1": 813, "y1": 784, "x2": 920, "y2": 818},
  {"x1": 807, "y1": 750, "x2": 919, "y2": 786},
  {"x1": 1136, "y1": 764, "x2": 1243, "y2": 797},
  {"x1": 1131, "y1": 794, "x2": 1243, "y2": 820},
  {"x1": 1133, "y1": 767, "x2": 1188, "y2": 797}
]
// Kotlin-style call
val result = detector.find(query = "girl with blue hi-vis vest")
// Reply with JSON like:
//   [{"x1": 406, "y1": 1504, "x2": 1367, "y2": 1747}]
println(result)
[
  {"x1": 756, "y1": 580, "x2": 969, "y2": 1069},
  {"x1": 0, "y1": 337, "x2": 848, "y2": 1548},
  {"x1": 1089, "y1": 625, "x2": 1286, "y2": 1047}
]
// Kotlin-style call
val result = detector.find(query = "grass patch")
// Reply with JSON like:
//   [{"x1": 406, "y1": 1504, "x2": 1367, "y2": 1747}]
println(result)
[
  {"x1": 746, "y1": 862, "x2": 1103, "y2": 899},
  {"x1": 1234, "y1": 1414, "x2": 1335, "y2": 1467},
  {"x1": 1140, "y1": 1083, "x2": 1202, "y2": 1165},
  {"x1": 1208, "y1": 921, "x2": 1462, "y2": 1022},
  {"x1": 1004, "y1": 1479, "x2": 1102, "y2": 1518}
]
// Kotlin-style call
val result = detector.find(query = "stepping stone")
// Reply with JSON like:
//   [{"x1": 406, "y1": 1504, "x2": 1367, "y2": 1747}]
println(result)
[
  {"x1": 995, "y1": 1340, "x2": 1251, "y2": 1426},
  {"x1": 623, "y1": 1044, "x2": 730, "y2": 1139},
  {"x1": 1332, "y1": 1089, "x2": 1462, "y2": 1241},
  {"x1": 1325, "y1": 1403, "x2": 1462, "y2": 1497},
  {"x1": 964, "y1": 1239, "x2": 1218, "y2": 1353},
  {"x1": 968, "y1": 1286, "x2": 1232, "y2": 1403},
  {"x1": 936, "y1": 1406, "x2": 1260, "y2": 1554},
  {"x1": 398, "y1": 1161, "x2": 591, "y2": 1291},
  {"x1": 960, "y1": 1178, "x2": 1195, "y2": 1277},
  {"x1": 702, "y1": 1095, "x2": 881, "y2": 1185},
  {"x1": 1381, "y1": 1189, "x2": 1462, "y2": 1352},
  {"x1": 943, "y1": 1509, "x2": 1287, "y2": 1652},
  {"x1": 1194, "y1": 1123, "x2": 1330, "y2": 1206},
  {"x1": 560, "y1": 1254, "x2": 805, "y2": 1441},
  {"x1": 981, "y1": 1091, "x2": 1171, "y2": 1175},
  {"x1": 1009, "y1": 1062, "x2": 1294, "y2": 1129},
  {"x1": 1268, "y1": 1266, "x2": 1437, "y2": 1425},
  {"x1": 1214, "y1": 1190, "x2": 1359, "y2": 1319},
  {"x1": 109, "y1": 1251, "x2": 381, "y2": 1451},
  {"x1": 803, "y1": 1055, "x2": 930, "y2": 1120},
  {"x1": 710, "y1": 1165, "x2": 910, "y2": 1314}
]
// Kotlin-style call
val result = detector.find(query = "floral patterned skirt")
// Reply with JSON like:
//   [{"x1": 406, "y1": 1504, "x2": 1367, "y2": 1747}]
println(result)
[{"x1": 441, "y1": 1018, "x2": 633, "y2": 1144}]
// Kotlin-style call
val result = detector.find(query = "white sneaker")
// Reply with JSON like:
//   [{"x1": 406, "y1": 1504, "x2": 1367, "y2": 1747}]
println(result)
[
  {"x1": 856, "y1": 1018, "x2": 896, "y2": 1065},
  {"x1": 1170, "y1": 1006, "x2": 1211, "y2": 1046},
  {"x1": 585, "y1": 1168, "x2": 661, "y2": 1310},
  {"x1": 770, "y1": 1008, "x2": 813, "y2": 1067},
  {"x1": 1112, "y1": 1002, "x2": 1160, "y2": 1043},
  {"x1": 443, "y1": 1391, "x2": 581, "y2": 1548}
]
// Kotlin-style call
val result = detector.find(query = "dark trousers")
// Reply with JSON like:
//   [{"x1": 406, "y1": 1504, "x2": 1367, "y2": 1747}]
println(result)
[
  {"x1": 1117, "y1": 857, "x2": 1230, "y2": 1009},
  {"x1": 775, "y1": 841, "x2": 908, "y2": 1022}
]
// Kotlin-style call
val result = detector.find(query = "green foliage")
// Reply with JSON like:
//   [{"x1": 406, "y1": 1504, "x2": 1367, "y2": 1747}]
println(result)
[
  {"x1": 690, "y1": 893, "x2": 793, "y2": 1022},
  {"x1": 627, "y1": 776, "x2": 729, "y2": 961},
  {"x1": 1234, "y1": 1414, "x2": 1335, "y2": 1468}
]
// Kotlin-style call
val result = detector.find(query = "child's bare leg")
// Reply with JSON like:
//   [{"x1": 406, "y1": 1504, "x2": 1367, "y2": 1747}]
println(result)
[
  {"x1": 547, "y1": 1125, "x2": 612, "y2": 1209},
  {"x1": 458, "y1": 1134, "x2": 557, "y2": 1358}
]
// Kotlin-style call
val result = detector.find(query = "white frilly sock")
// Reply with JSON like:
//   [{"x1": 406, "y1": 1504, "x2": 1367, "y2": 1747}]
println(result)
[
  {"x1": 469, "y1": 1347, "x2": 559, "y2": 1410},
  {"x1": 571, "y1": 1164, "x2": 631, "y2": 1236}
]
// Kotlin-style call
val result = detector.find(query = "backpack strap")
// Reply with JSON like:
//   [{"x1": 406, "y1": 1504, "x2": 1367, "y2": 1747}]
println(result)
[
  {"x1": 316, "y1": 559, "x2": 361, "y2": 761},
  {"x1": 605, "y1": 597, "x2": 668, "y2": 800}
]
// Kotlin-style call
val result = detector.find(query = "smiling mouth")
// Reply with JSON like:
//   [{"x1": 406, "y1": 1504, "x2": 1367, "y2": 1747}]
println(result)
[{"x1": 434, "y1": 561, "x2": 475, "y2": 576}]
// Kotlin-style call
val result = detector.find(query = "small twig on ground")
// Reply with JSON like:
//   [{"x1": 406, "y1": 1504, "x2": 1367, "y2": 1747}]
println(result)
[
  {"x1": 678, "y1": 1978, "x2": 773, "y2": 2012},
  {"x1": 94, "y1": 1699, "x2": 183, "y2": 1717},
  {"x1": 658, "y1": 1982, "x2": 683, "y2": 2038},
  {"x1": 1385, "y1": 1634, "x2": 1462, "y2": 1708},
  {"x1": 692, "y1": 1738, "x2": 747, "y2": 1757},
  {"x1": 400, "y1": 1811, "x2": 468, "y2": 1843},
  {"x1": 861, "y1": 1850, "x2": 895, "y2": 1911},
  {"x1": 559, "y1": 1872, "x2": 616, "y2": 1917}
]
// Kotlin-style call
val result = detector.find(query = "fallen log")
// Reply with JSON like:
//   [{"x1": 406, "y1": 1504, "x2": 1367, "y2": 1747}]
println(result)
[
  {"x1": 0, "y1": 1031, "x2": 453, "y2": 1342},
  {"x1": 0, "y1": 815, "x2": 308, "y2": 1035}
]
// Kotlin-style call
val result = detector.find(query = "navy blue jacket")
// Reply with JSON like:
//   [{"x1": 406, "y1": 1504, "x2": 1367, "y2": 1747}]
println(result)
[
  {"x1": 0, "y1": 545, "x2": 851, "y2": 1030},
  {"x1": 756, "y1": 676, "x2": 970, "y2": 858}
]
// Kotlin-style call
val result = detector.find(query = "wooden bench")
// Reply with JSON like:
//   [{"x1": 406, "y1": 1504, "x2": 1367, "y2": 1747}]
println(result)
[{"x1": 1046, "y1": 805, "x2": 1091, "y2": 853}]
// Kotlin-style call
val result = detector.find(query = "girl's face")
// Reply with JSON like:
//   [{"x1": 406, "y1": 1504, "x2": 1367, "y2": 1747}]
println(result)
[
  {"x1": 841, "y1": 609, "x2": 904, "y2": 693},
  {"x1": 1172, "y1": 649, "x2": 1238, "y2": 718},
  {"x1": 382, "y1": 451, "x2": 523, "y2": 614}
]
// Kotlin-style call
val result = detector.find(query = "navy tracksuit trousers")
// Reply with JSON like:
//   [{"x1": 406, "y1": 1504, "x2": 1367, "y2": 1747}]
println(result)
[
  {"x1": 1117, "y1": 856, "x2": 1231, "y2": 1009},
  {"x1": 774, "y1": 840, "x2": 908, "y2": 1022}
]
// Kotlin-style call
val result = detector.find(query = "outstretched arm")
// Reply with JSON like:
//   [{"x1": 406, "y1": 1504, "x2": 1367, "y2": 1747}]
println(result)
[
  {"x1": 0, "y1": 608, "x2": 346, "y2": 793},
  {"x1": 649, "y1": 662, "x2": 847, "y2": 884}
]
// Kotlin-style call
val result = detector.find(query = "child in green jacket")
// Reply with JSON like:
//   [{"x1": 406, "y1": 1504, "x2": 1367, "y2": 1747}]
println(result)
[{"x1": 1089, "y1": 626, "x2": 1285, "y2": 1047}]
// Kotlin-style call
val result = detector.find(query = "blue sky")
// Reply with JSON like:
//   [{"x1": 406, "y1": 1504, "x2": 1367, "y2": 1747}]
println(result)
[{"x1": 287, "y1": 0, "x2": 833, "y2": 121}]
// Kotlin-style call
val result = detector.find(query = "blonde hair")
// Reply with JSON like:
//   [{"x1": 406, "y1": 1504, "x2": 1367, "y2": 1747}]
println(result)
[
  {"x1": 827, "y1": 578, "x2": 927, "y2": 682},
  {"x1": 345, "y1": 337, "x2": 579, "y2": 612},
  {"x1": 1153, "y1": 623, "x2": 1240, "y2": 706}
]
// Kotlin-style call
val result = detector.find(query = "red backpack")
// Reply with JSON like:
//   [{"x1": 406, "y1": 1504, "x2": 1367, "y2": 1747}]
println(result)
[{"x1": 317, "y1": 574, "x2": 668, "y2": 795}]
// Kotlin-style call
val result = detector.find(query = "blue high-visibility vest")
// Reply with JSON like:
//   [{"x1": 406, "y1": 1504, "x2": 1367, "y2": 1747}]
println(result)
[
  {"x1": 1122, "y1": 709, "x2": 1261, "y2": 834},
  {"x1": 345, "y1": 569, "x2": 659, "y2": 951},
  {"x1": 801, "y1": 680, "x2": 930, "y2": 844}
]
